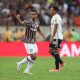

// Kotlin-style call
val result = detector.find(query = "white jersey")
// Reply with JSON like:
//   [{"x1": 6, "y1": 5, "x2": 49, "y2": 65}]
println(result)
[{"x1": 51, "y1": 14, "x2": 63, "y2": 40}]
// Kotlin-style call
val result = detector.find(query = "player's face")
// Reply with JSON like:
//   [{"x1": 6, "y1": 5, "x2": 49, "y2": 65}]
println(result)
[
  {"x1": 31, "y1": 11, "x2": 37, "y2": 20},
  {"x1": 50, "y1": 7, "x2": 55, "y2": 15}
]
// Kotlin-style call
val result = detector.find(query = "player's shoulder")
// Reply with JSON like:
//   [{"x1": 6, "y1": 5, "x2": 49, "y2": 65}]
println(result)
[
  {"x1": 52, "y1": 14, "x2": 61, "y2": 22},
  {"x1": 24, "y1": 18, "x2": 31, "y2": 24},
  {"x1": 36, "y1": 18, "x2": 39, "y2": 22},
  {"x1": 36, "y1": 18, "x2": 40, "y2": 25},
  {"x1": 54, "y1": 14, "x2": 61, "y2": 19}
]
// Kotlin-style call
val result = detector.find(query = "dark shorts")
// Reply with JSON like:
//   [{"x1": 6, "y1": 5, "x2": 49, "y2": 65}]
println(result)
[{"x1": 49, "y1": 39, "x2": 62, "y2": 49}]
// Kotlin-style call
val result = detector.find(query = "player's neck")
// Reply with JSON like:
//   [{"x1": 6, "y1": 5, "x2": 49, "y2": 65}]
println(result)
[
  {"x1": 31, "y1": 18, "x2": 36, "y2": 22},
  {"x1": 53, "y1": 12, "x2": 57, "y2": 16}
]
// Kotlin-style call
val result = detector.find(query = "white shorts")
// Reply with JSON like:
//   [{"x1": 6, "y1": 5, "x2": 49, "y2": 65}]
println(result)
[{"x1": 24, "y1": 43, "x2": 38, "y2": 54}]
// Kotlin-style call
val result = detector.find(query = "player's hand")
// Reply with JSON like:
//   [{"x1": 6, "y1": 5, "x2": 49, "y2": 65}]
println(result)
[
  {"x1": 49, "y1": 36, "x2": 53, "y2": 44},
  {"x1": 49, "y1": 41, "x2": 52, "y2": 44},
  {"x1": 16, "y1": 15, "x2": 20, "y2": 19},
  {"x1": 43, "y1": 36, "x2": 46, "y2": 41},
  {"x1": 50, "y1": 39, "x2": 52, "y2": 43}
]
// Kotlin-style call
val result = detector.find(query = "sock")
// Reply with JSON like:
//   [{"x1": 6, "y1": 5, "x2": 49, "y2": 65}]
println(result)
[
  {"x1": 24, "y1": 56, "x2": 35, "y2": 73},
  {"x1": 50, "y1": 51, "x2": 59, "y2": 69},
  {"x1": 24, "y1": 61, "x2": 34, "y2": 73},
  {"x1": 19, "y1": 56, "x2": 34, "y2": 65},
  {"x1": 54, "y1": 53, "x2": 63, "y2": 64},
  {"x1": 54, "y1": 54, "x2": 60, "y2": 69},
  {"x1": 51, "y1": 51, "x2": 63, "y2": 64},
  {"x1": 59, "y1": 57, "x2": 63, "y2": 64},
  {"x1": 19, "y1": 58, "x2": 28, "y2": 65}
]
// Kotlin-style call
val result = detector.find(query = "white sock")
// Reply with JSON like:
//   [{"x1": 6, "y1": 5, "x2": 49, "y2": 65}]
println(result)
[
  {"x1": 18, "y1": 58, "x2": 28, "y2": 65},
  {"x1": 24, "y1": 56, "x2": 35, "y2": 73},
  {"x1": 24, "y1": 61, "x2": 34, "y2": 73},
  {"x1": 18, "y1": 56, "x2": 34, "y2": 65}
]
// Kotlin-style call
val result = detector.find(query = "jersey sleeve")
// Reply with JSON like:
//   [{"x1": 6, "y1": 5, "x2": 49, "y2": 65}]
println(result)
[
  {"x1": 53, "y1": 17, "x2": 59, "y2": 25},
  {"x1": 37, "y1": 19, "x2": 40, "y2": 27},
  {"x1": 36, "y1": 19, "x2": 40, "y2": 30},
  {"x1": 24, "y1": 19, "x2": 31, "y2": 25}
]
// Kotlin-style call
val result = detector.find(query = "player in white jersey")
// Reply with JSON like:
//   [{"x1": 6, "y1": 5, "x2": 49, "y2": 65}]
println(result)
[{"x1": 49, "y1": 5, "x2": 66, "y2": 72}]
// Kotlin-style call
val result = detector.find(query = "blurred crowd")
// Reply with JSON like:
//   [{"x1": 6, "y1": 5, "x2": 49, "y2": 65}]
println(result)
[
  {"x1": 0, "y1": 0, "x2": 80, "y2": 26},
  {"x1": 0, "y1": 26, "x2": 79, "y2": 42},
  {"x1": 0, "y1": 26, "x2": 25, "y2": 42},
  {"x1": 63, "y1": 27, "x2": 80, "y2": 42},
  {"x1": 45, "y1": 27, "x2": 80, "y2": 42},
  {"x1": 0, "y1": 0, "x2": 80, "y2": 42}
]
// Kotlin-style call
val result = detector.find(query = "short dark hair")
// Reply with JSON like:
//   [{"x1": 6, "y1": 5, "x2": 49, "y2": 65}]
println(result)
[
  {"x1": 51, "y1": 5, "x2": 58, "y2": 11},
  {"x1": 31, "y1": 9, "x2": 37, "y2": 14}
]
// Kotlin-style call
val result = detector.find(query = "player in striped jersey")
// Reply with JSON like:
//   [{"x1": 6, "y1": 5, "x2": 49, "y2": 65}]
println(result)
[{"x1": 16, "y1": 9, "x2": 45, "y2": 74}]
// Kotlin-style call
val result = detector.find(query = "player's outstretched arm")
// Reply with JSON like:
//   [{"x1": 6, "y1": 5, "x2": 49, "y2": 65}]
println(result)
[{"x1": 16, "y1": 15, "x2": 24, "y2": 25}]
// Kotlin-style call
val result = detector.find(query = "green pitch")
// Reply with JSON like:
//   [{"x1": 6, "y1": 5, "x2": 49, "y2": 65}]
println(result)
[{"x1": 0, "y1": 57, "x2": 80, "y2": 80}]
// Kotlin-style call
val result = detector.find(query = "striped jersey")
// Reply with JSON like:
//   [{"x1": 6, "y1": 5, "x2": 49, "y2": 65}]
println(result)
[{"x1": 24, "y1": 18, "x2": 40, "y2": 43}]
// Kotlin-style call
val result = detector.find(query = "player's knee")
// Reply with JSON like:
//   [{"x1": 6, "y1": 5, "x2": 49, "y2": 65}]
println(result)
[
  {"x1": 32, "y1": 57, "x2": 36, "y2": 60},
  {"x1": 31, "y1": 55, "x2": 36, "y2": 60},
  {"x1": 34, "y1": 56, "x2": 37, "y2": 60},
  {"x1": 54, "y1": 54, "x2": 59, "y2": 61},
  {"x1": 48, "y1": 49, "x2": 52, "y2": 53}
]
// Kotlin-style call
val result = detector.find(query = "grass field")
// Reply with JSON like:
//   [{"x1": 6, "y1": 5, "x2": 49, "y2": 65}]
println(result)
[{"x1": 0, "y1": 57, "x2": 80, "y2": 80}]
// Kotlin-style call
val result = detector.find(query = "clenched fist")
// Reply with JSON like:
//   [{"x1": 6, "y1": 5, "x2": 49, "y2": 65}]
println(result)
[{"x1": 16, "y1": 15, "x2": 20, "y2": 19}]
